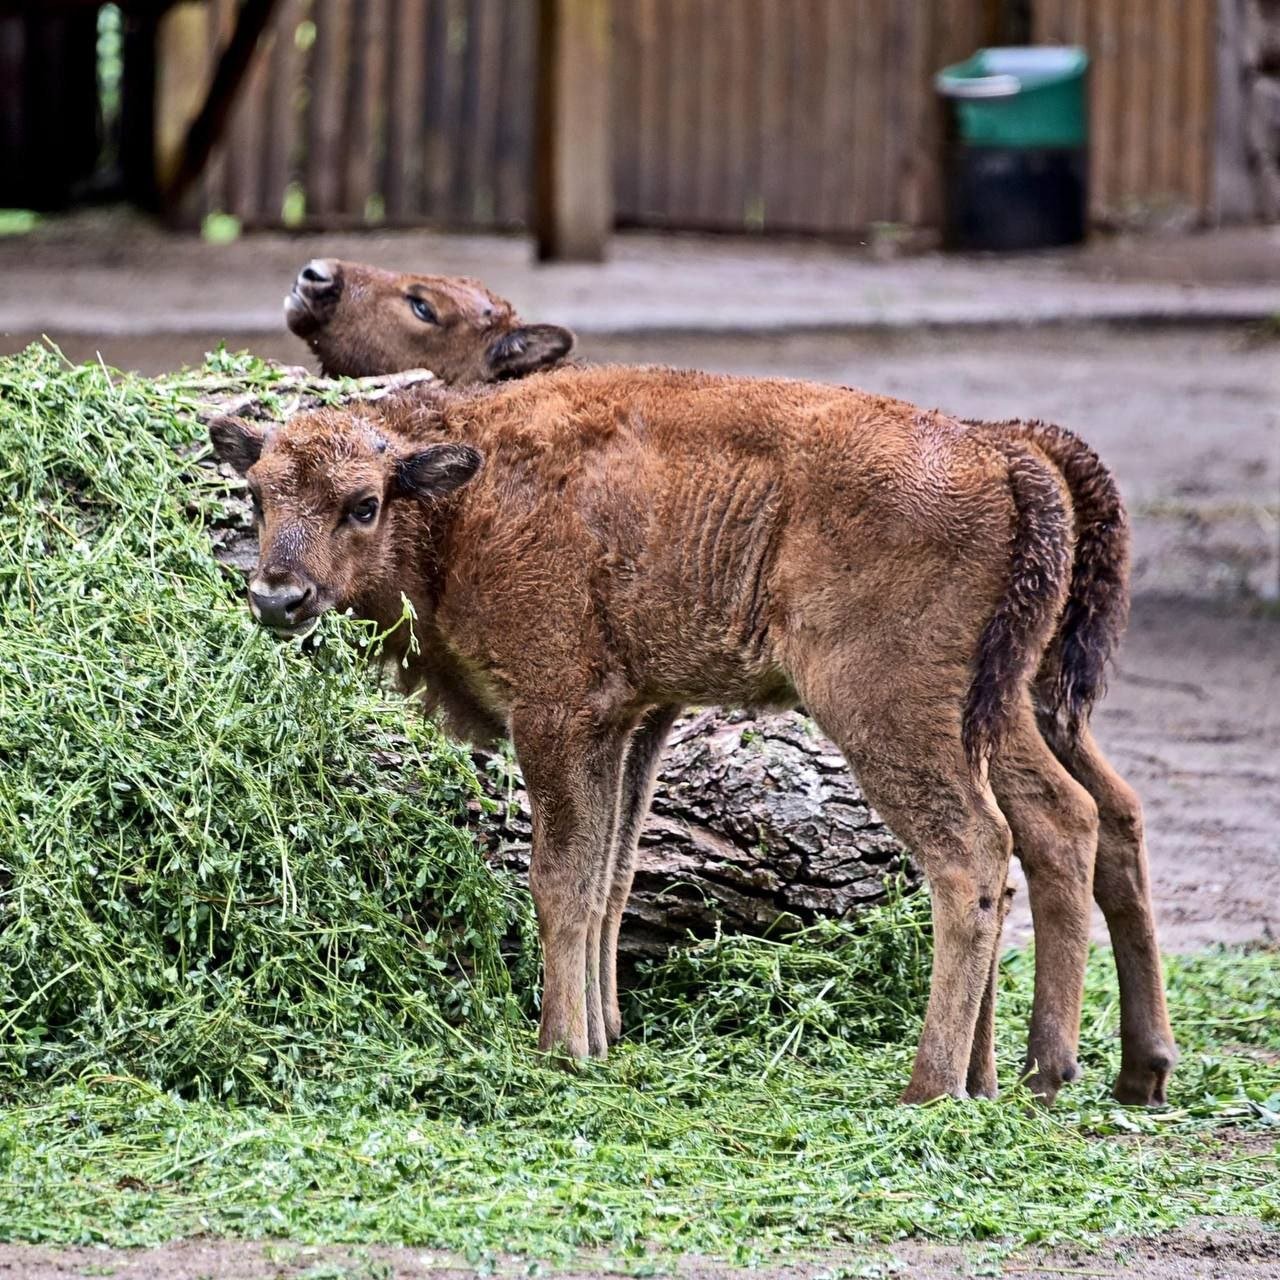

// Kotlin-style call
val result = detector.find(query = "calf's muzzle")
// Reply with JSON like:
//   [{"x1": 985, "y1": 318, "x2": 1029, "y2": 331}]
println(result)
[
  {"x1": 285, "y1": 259, "x2": 342, "y2": 337},
  {"x1": 248, "y1": 575, "x2": 318, "y2": 636}
]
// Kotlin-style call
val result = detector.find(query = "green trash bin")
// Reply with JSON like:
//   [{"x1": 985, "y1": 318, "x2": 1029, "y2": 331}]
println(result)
[{"x1": 935, "y1": 47, "x2": 1089, "y2": 251}]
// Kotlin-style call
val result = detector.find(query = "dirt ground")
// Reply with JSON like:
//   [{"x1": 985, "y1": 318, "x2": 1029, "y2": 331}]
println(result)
[
  {"x1": 2, "y1": 309, "x2": 1277, "y2": 1278},
  {"x1": 3, "y1": 1222, "x2": 1279, "y2": 1280}
]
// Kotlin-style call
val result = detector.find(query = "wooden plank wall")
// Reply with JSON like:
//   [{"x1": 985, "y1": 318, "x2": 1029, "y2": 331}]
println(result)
[
  {"x1": 612, "y1": 0, "x2": 990, "y2": 233},
  {"x1": 195, "y1": 0, "x2": 537, "y2": 228},
  {"x1": 1033, "y1": 0, "x2": 1216, "y2": 222},
  {"x1": 178, "y1": 0, "x2": 1218, "y2": 232},
  {"x1": 185, "y1": 0, "x2": 990, "y2": 231}
]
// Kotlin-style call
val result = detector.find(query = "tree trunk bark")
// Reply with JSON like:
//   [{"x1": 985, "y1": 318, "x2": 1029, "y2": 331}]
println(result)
[{"x1": 195, "y1": 367, "x2": 919, "y2": 965}]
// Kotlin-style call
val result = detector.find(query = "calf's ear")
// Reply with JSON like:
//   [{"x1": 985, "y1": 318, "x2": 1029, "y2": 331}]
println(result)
[
  {"x1": 395, "y1": 442, "x2": 483, "y2": 501},
  {"x1": 209, "y1": 415, "x2": 266, "y2": 475},
  {"x1": 485, "y1": 324, "x2": 574, "y2": 380}
]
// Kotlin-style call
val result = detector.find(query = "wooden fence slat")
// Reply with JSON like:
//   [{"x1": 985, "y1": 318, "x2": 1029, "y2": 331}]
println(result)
[
  {"x1": 453, "y1": 0, "x2": 482, "y2": 222},
  {"x1": 1150, "y1": 0, "x2": 1178, "y2": 201},
  {"x1": 343, "y1": 0, "x2": 388, "y2": 221},
  {"x1": 305, "y1": 0, "x2": 352, "y2": 215},
  {"x1": 900, "y1": 0, "x2": 931, "y2": 226},
  {"x1": 875, "y1": 0, "x2": 901, "y2": 223},
  {"x1": 1034, "y1": 0, "x2": 1062, "y2": 43},
  {"x1": 693, "y1": 0, "x2": 722, "y2": 224},
  {"x1": 225, "y1": 20, "x2": 273, "y2": 221},
  {"x1": 472, "y1": 0, "x2": 505, "y2": 224},
  {"x1": 740, "y1": 0, "x2": 765, "y2": 227},
  {"x1": 817, "y1": 0, "x2": 847, "y2": 228},
  {"x1": 848, "y1": 0, "x2": 880, "y2": 230},
  {"x1": 258, "y1": 0, "x2": 306, "y2": 224},
  {"x1": 611, "y1": 0, "x2": 639, "y2": 217},
  {"x1": 759, "y1": 0, "x2": 791, "y2": 228},
  {"x1": 493, "y1": 0, "x2": 534, "y2": 225},
  {"x1": 1183, "y1": 0, "x2": 1214, "y2": 213},
  {"x1": 719, "y1": 0, "x2": 749, "y2": 225},
  {"x1": 385, "y1": 0, "x2": 427, "y2": 218},
  {"x1": 668, "y1": 0, "x2": 699, "y2": 224},
  {"x1": 202, "y1": 0, "x2": 233, "y2": 214},
  {"x1": 792, "y1": 0, "x2": 826, "y2": 229},
  {"x1": 632, "y1": 0, "x2": 661, "y2": 219},
  {"x1": 1120, "y1": 0, "x2": 1149, "y2": 207},
  {"x1": 1092, "y1": 0, "x2": 1120, "y2": 217}
]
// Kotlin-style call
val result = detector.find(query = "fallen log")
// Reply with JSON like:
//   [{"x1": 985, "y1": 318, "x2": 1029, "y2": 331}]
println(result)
[
  {"x1": 472, "y1": 710, "x2": 914, "y2": 962},
  {"x1": 193, "y1": 364, "x2": 918, "y2": 960}
]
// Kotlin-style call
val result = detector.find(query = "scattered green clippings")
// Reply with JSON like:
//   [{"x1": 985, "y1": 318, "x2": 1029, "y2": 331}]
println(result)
[{"x1": 0, "y1": 344, "x2": 1276, "y2": 1263}]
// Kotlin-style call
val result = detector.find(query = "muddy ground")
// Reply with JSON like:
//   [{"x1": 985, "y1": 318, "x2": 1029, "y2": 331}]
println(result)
[{"x1": 0, "y1": 322, "x2": 1276, "y2": 1277}]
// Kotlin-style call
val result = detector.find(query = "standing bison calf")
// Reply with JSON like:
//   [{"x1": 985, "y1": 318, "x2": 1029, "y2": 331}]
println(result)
[{"x1": 213, "y1": 365, "x2": 1138, "y2": 1103}]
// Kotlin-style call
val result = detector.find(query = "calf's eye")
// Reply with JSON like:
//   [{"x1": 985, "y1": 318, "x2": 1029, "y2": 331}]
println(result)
[
  {"x1": 409, "y1": 297, "x2": 437, "y2": 324},
  {"x1": 349, "y1": 498, "x2": 379, "y2": 525}
]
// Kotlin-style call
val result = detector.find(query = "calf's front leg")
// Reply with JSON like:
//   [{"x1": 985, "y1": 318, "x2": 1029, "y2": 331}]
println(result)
[{"x1": 513, "y1": 708, "x2": 630, "y2": 1061}]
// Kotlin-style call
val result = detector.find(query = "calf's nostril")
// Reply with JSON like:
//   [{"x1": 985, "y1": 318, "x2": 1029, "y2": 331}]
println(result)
[
  {"x1": 299, "y1": 260, "x2": 332, "y2": 285},
  {"x1": 284, "y1": 584, "x2": 315, "y2": 618}
]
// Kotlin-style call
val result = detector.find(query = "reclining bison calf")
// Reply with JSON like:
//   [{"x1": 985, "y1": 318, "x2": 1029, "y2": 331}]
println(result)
[
  {"x1": 286, "y1": 258, "x2": 574, "y2": 383},
  {"x1": 213, "y1": 363, "x2": 1127, "y2": 1104}
]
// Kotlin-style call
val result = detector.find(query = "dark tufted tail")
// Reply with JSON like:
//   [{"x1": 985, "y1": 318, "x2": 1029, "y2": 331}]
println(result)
[
  {"x1": 970, "y1": 419, "x2": 1130, "y2": 741},
  {"x1": 962, "y1": 440, "x2": 1074, "y2": 772}
]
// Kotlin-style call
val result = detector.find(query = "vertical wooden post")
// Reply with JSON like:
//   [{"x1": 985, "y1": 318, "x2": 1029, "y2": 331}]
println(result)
[
  {"x1": 534, "y1": 0, "x2": 612, "y2": 261},
  {"x1": 154, "y1": 3, "x2": 208, "y2": 199}
]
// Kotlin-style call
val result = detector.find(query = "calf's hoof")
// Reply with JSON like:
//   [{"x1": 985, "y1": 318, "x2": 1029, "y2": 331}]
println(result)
[
  {"x1": 537, "y1": 1022, "x2": 589, "y2": 1067},
  {"x1": 604, "y1": 1007, "x2": 624, "y2": 1047},
  {"x1": 1113, "y1": 1049, "x2": 1176, "y2": 1106},
  {"x1": 1022, "y1": 1054, "x2": 1081, "y2": 1106},
  {"x1": 585, "y1": 1027, "x2": 610, "y2": 1062},
  {"x1": 966, "y1": 1058, "x2": 999, "y2": 1100},
  {"x1": 900, "y1": 1079, "x2": 968, "y2": 1105}
]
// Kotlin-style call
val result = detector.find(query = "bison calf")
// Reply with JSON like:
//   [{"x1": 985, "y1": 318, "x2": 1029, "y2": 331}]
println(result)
[
  {"x1": 277, "y1": 258, "x2": 1178, "y2": 1107},
  {"x1": 209, "y1": 365, "x2": 1132, "y2": 1103}
]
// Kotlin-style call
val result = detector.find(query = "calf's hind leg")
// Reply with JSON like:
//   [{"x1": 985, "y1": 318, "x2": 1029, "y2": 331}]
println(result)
[
  {"x1": 965, "y1": 882, "x2": 1014, "y2": 1099},
  {"x1": 1048, "y1": 723, "x2": 1177, "y2": 1104},
  {"x1": 512, "y1": 708, "x2": 631, "y2": 1061},
  {"x1": 801, "y1": 680, "x2": 1012, "y2": 1101},
  {"x1": 987, "y1": 702, "x2": 1099, "y2": 1103}
]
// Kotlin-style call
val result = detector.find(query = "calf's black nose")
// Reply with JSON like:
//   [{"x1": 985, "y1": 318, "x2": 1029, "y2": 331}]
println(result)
[{"x1": 249, "y1": 582, "x2": 315, "y2": 630}]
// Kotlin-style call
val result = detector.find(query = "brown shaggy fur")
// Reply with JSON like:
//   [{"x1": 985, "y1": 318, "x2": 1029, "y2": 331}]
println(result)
[{"x1": 208, "y1": 364, "x2": 1161, "y2": 1104}]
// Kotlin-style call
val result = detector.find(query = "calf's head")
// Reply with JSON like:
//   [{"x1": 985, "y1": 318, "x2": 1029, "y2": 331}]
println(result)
[
  {"x1": 209, "y1": 409, "x2": 481, "y2": 638},
  {"x1": 285, "y1": 258, "x2": 575, "y2": 384}
]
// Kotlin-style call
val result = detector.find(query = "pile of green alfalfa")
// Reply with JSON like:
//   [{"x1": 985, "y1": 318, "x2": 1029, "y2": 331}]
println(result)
[
  {"x1": 0, "y1": 343, "x2": 1276, "y2": 1260},
  {"x1": 0, "y1": 342, "x2": 541, "y2": 1106}
]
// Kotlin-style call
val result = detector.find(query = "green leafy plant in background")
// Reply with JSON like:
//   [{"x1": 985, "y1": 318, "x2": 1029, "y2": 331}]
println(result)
[{"x1": 0, "y1": 344, "x2": 1275, "y2": 1263}]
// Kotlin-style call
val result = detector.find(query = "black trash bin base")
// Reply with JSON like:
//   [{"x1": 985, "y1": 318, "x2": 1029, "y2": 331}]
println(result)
[{"x1": 943, "y1": 145, "x2": 1087, "y2": 252}]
